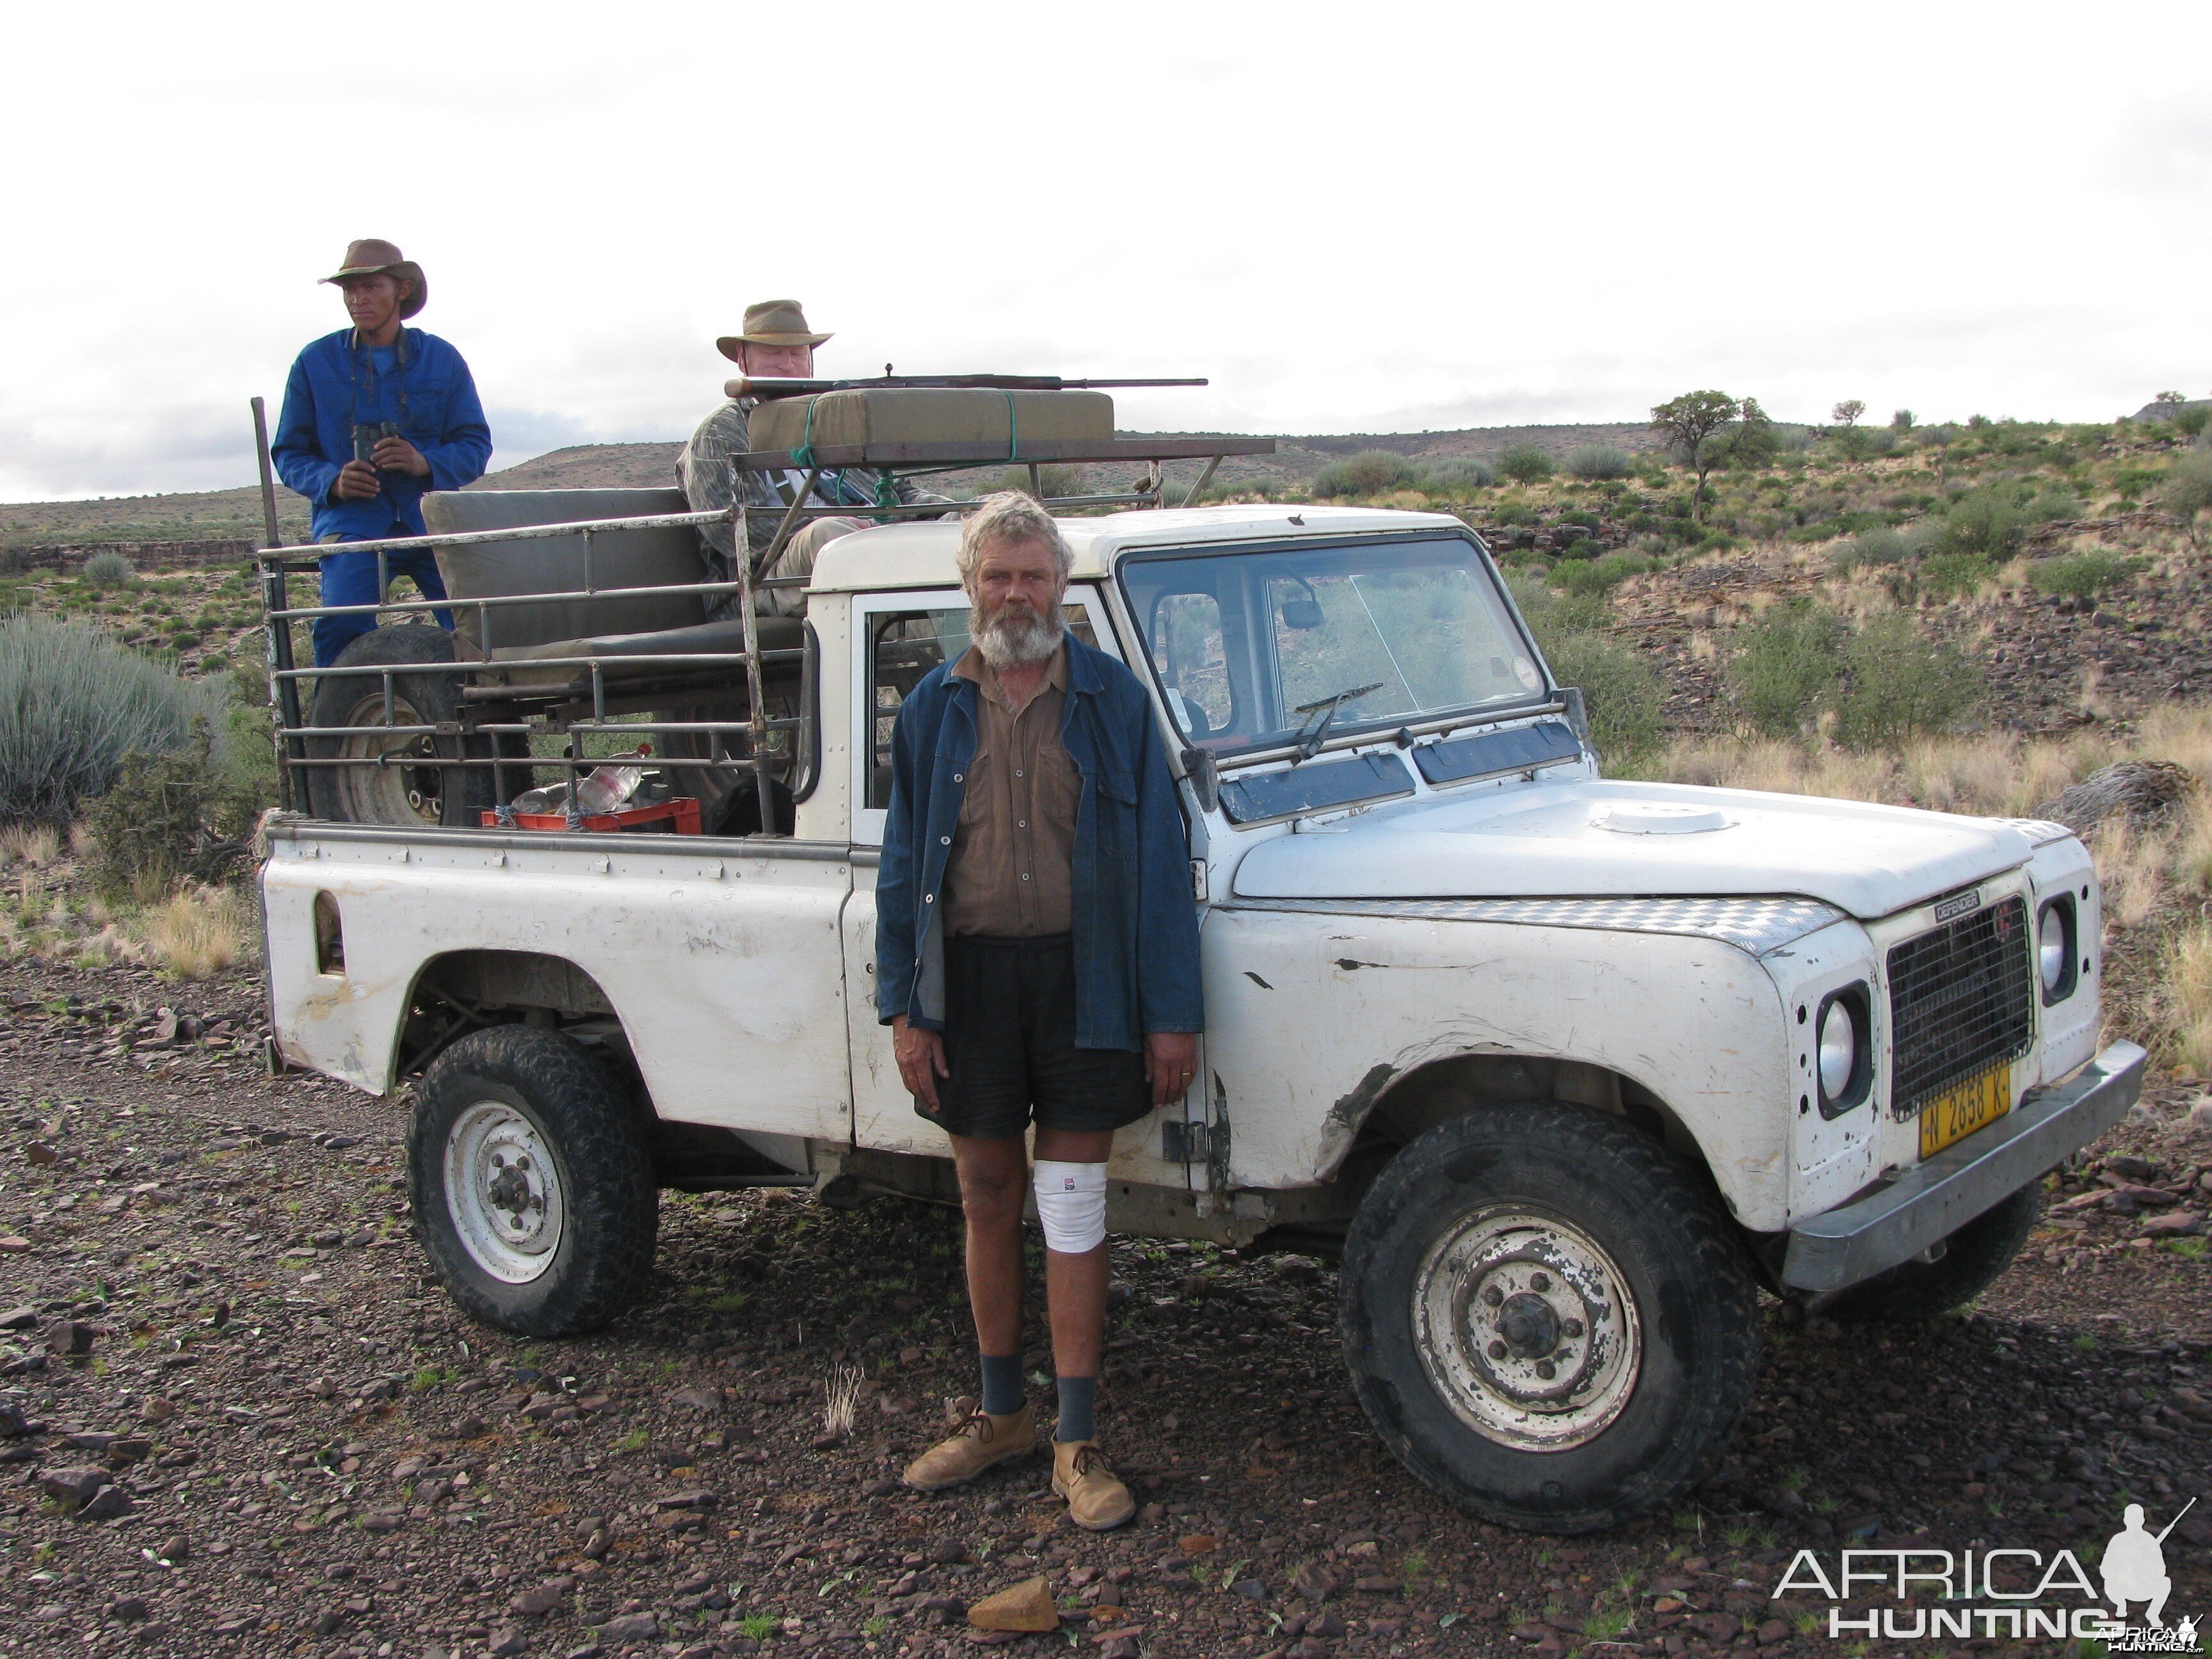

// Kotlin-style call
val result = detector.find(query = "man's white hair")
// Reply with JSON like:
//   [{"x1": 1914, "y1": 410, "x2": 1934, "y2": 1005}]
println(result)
[{"x1": 956, "y1": 491, "x2": 1073, "y2": 586}]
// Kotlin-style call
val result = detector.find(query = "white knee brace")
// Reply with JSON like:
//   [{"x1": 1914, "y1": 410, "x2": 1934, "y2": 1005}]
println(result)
[{"x1": 1032, "y1": 1160, "x2": 1108, "y2": 1254}]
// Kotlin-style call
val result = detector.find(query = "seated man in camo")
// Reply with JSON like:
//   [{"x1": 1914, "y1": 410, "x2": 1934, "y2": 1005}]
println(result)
[{"x1": 678, "y1": 300, "x2": 943, "y2": 618}]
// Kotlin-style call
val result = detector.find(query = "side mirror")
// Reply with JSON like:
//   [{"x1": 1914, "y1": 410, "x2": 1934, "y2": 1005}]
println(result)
[{"x1": 1180, "y1": 747, "x2": 1219, "y2": 814}]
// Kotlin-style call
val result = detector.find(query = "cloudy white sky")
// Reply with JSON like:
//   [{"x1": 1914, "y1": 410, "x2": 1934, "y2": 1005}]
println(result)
[{"x1": 5, "y1": 1, "x2": 2208, "y2": 501}]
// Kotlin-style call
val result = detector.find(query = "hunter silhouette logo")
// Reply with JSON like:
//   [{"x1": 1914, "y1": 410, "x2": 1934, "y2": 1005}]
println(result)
[{"x1": 2103, "y1": 1500, "x2": 2188, "y2": 1627}]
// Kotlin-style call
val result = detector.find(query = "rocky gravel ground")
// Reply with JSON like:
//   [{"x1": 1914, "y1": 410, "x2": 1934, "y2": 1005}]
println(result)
[{"x1": 1, "y1": 954, "x2": 2208, "y2": 1659}]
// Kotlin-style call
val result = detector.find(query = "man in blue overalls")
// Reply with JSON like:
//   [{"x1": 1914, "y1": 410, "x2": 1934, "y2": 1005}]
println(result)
[{"x1": 272, "y1": 239, "x2": 492, "y2": 666}]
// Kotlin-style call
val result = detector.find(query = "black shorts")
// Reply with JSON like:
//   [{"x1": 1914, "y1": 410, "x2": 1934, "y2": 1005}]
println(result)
[{"x1": 926, "y1": 933, "x2": 1151, "y2": 1141}]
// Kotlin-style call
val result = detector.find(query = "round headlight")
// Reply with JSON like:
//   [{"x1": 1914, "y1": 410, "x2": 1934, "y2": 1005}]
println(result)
[
  {"x1": 1818, "y1": 1000, "x2": 1857, "y2": 1101},
  {"x1": 2039, "y1": 907, "x2": 2068, "y2": 992}
]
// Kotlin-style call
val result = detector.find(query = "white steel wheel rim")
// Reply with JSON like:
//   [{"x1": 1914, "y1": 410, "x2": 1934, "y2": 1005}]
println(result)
[
  {"x1": 444, "y1": 1099, "x2": 566, "y2": 1285},
  {"x1": 337, "y1": 690, "x2": 443, "y2": 826},
  {"x1": 1411, "y1": 1204, "x2": 1642, "y2": 1452}
]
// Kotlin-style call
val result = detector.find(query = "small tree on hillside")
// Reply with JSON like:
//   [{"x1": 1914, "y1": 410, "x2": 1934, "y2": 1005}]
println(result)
[
  {"x1": 2161, "y1": 454, "x2": 2212, "y2": 552},
  {"x1": 1832, "y1": 399, "x2": 1866, "y2": 428},
  {"x1": 1732, "y1": 397, "x2": 1779, "y2": 470},
  {"x1": 1649, "y1": 390, "x2": 1739, "y2": 523},
  {"x1": 1891, "y1": 408, "x2": 1915, "y2": 430}
]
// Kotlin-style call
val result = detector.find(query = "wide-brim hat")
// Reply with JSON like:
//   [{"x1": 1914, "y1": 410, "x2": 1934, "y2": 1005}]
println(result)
[
  {"x1": 320, "y1": 239, "x2": 427, "y2": 319},
  {"x1": 716, "y1": 298, "x2": 831, "y2": 361}
]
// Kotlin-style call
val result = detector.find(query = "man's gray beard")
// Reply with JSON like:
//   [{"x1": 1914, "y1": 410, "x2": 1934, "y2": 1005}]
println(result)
[{"x1": 972, "y1": 598, "x2": 1066, "y2": 669}]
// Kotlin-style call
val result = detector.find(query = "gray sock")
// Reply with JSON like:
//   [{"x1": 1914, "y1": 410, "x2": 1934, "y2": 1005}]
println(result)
[
  {"x1": 1054, "y1": 1375, "x2": 1098, "y2": 1444},
  {"x1": 979, "y1": 1352, "x2": 1025, "y2": 1417}
]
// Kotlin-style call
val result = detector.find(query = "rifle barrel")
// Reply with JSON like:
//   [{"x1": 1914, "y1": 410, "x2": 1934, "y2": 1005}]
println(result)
[
  {"x1": 2154, "y1": 1495, "x2": 2197, "y2": 1544},
  {"x1": 728, "y1": 374, "x2": 1208, "y2": 400}
]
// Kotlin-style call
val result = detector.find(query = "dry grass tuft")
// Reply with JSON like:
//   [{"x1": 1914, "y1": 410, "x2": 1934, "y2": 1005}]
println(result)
[
  {"x1": 822, "y1": 1362, "x2": 863, "y2": 1441},
  {"x1": 2092, "y1": 820, "x2": 2168, "y2": 932},
  {"x1": 1, "y1": 824, "x2": 61, "y2": 867},
  {"x1": 137, "y1": 885, "x2": 243, "y2": 979},
  {"x1": 2176, "y1": 793, "x2": 2212, "y2": 896},
  {"x1": 2158, "y1": 922, "x2": 2212, "y2": 1076}
]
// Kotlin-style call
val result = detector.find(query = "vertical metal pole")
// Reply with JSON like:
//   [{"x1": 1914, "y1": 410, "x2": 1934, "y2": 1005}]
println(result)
[
  {"x1": 250, "y1": 396, "x2": 284, "y2": 549},
  {"x1": 734, "y1": 498, "x2": 780, "y2": 837},
  {"x1": 252, "y1": 397, "x2": 304, "y2": 809}
]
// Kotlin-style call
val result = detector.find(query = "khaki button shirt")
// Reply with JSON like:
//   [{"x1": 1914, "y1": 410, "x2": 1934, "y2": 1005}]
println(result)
[{"x1": 942, "y1": 643, "x2": 1080, "y2": 937}]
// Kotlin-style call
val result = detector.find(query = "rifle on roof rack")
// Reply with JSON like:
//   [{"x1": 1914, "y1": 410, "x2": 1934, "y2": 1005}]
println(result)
[{"x1": 726, "y1": 373, "x2": 1207, "y2": 400}]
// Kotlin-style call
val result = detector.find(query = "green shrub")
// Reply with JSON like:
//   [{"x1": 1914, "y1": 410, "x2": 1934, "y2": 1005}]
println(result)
[
  {"x1": 1829, "y1": 526, "x2": 1907, "y2": 570},
  {"x1": 1564, "y1": 445, "x2": 1632, "y2": 481},
  {"x1": 1312, "y1": 450, "x2": 1415, "y2": 497},
  {"x1": 991, "y1": 463, "x2": 1081, "y2": 500},
  {"x1": 2173, "y1": 408, "x2": 2209, "y2": 439},
  {"x1": 81, "y1": 551, "x2": 137, "y2": 588},
  {"x1": 83, "y1": 721, "x2": 264, "y2": 900},
  {"x1": 2160, "y1": 453, "x2": 2212, "y2": 538},
  {"x1": 2029, "y1": 552, "x2": 2136, "y2": 599},
  {"x1": 1500, "y1": 572, "x2": 1658, "y2": 765},
  {"x1": 1919, "y1": 550, "x2": 1992, "y2": 600},
  {"x1": 1727, "y1": 604, "x2": 1843, "y2": 736},
  {"x1": 1411, "y1": 458, "x2": 1495, "y2": 494},
  {"x1": 2026, "y1": 489, "x2": 2085, "y2": 523},
  {"x1": 1833, "y1": 616, "x2": 1981, "y2": 749},
  {"x1": 0, "y1": 612, "x2": 221, "y2": 826},
  {"x1": 1554, "y1": 553, "x2": 1651, "y2": 598},
  {"x1": 1497, "y1": 445, "x2": 1554, "y2": 483},
  {"x1": 1545, "y1": 631, "x2": 1662, "y2": 765},
  {"x1": 1560, "y1": 538, "x2": 1603, "y2": 561},
  {"x1": 1936, "y1": 485, "x2": 2035, "y2": 557},
  {"x1": 1503, "y1": 569, "x2": 1606, "y2": 639}
]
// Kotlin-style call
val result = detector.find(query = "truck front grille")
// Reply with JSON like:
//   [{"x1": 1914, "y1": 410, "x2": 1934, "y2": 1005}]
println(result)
[{"x1": 1886, "y1": 895, "x2": 2034, "y2": 1117}]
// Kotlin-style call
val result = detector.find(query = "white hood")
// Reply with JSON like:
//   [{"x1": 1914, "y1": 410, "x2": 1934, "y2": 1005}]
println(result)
[{"x1": 1228, "y1": 778, "x2": 2034, "y2": 920}]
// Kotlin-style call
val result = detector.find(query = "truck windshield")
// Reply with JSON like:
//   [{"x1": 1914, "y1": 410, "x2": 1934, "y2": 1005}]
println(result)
[{"x1": 1119, "y1": 533, "x2": 1546, "y2": 753}]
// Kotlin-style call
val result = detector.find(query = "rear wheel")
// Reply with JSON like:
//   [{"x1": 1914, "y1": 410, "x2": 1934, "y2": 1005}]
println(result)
[
  {"x1": 1825, "y1": 1182, "x2": 2043, "y2": 1322},
  {"x1": 306, "y1": 626, "x2": 493, "y2": 826},
  {"x1": 1340, "y1": 1103, "x2": 1761, "y2": 1534},
  {"x1": 408, "y1": 1026, "x2": 657, "y2": 1336}
]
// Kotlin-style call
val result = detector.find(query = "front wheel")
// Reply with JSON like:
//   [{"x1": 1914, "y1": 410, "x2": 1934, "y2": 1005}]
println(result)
[
  {"x1": 1340, "y1": 1103, "x2": 1761, "y2": 1534},
  {"x1": 408, "y1": 1026, "x2": 657, "y2": 1336}
]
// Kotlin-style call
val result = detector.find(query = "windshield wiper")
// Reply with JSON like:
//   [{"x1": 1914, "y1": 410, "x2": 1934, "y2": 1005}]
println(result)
[{"x1": 1290, "y1": 681, "x2": 1385, "y2": 762}]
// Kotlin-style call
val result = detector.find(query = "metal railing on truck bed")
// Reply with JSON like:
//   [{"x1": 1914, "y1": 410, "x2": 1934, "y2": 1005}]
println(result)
[{"x1": 248, "y1": 399, "x2": 1272, "y2": 837}]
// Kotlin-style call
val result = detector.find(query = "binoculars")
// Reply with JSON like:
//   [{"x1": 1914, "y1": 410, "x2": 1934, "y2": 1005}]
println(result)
[{"x1": 351, "y1": 421, "x2": 400, "y2": 467}]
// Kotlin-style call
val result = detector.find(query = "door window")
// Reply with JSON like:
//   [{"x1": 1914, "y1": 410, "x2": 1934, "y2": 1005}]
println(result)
[{"x1": 860, "y1": 602, "x2": 1098, "y2": 813}]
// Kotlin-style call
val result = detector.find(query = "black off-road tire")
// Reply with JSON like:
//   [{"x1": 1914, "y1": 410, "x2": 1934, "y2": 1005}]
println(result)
[
  {"x1": 408, "y1": 1026, "x2": 657, "y2": 1337},
  {"x1": 1825, "y1": 1182, "x2": 2044, "y2": 1323},
  {"x1": 1340, "y1": 1103, "x2": 1762, "y2": 1534},
  {"x1": 306, "y1": 625, "x2": 495, "y2": 827}
]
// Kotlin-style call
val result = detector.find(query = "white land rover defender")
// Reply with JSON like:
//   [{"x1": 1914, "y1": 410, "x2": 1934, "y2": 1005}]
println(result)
[{"x1": 252, "y1": 390, "x2": 2140, "y2": 1533}]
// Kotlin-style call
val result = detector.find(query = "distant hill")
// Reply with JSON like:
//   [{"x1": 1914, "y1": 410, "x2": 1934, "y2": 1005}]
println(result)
[{"x1": 1, "y1": 420, "x2": 1676, "y2": 552}]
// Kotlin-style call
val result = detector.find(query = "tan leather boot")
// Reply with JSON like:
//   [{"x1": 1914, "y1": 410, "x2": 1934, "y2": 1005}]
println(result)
[
  {"x1": 901, "y1": 1402, "x2": 1036, "y2": 1492},
  {"x1": 1050, "y1": 1439, "x2": 1135, "y2": 1531}
]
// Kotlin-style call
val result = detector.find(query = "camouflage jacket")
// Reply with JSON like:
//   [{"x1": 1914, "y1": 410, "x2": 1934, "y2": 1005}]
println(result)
[{"x1": 677, "y1": 398, "x2": 944, "y2": 584}]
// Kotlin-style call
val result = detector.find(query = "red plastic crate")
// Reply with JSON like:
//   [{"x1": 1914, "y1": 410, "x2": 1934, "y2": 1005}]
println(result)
[{"x1": 483, "y1": 797, "x2": 703, "y2": 835}]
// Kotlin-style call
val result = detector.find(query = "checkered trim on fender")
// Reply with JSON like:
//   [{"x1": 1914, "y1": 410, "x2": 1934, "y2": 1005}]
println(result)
[{"x1": 1218, "y1": 894, "x2": 1848, "y2": 957}]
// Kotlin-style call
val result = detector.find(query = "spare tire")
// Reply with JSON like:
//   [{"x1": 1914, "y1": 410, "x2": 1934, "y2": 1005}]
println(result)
[{"x1": 305, "y1": 625, "x2": 494, "y2": 827}]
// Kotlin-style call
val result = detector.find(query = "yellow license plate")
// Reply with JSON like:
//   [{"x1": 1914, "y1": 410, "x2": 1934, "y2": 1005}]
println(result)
[{"x1": 1918, "y1": 1061, "x2": 2013, "y2": 1158}]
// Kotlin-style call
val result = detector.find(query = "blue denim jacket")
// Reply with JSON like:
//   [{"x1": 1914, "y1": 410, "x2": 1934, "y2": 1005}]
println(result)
[{"x1": 875, "y1": 634, "x2": 1203, "y2": 1052}]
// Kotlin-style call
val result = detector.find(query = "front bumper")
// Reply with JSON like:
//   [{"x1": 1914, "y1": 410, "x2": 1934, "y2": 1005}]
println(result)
[{"x1": 1781, "y1": 1041, "x2": 2146, "y2": 1294}]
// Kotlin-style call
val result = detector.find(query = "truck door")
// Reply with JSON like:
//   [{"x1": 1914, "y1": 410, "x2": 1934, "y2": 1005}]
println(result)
[{"x1": 843, "y1": 588, "x2": 1193, "y2": 1166}]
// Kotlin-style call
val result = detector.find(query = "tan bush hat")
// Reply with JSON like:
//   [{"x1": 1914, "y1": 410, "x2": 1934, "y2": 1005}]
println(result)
[
  {"x1": 716, "y1": 299, "x2": 831, "y2": 361},
  {"x1": 320, "y1": 239, "x2": 427, "y2": 319}
]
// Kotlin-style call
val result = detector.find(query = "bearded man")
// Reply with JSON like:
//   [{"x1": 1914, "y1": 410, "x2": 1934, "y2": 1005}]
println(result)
[{"x1": 875, "y1": 492, "x2": 1203, "y2": 1529}]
